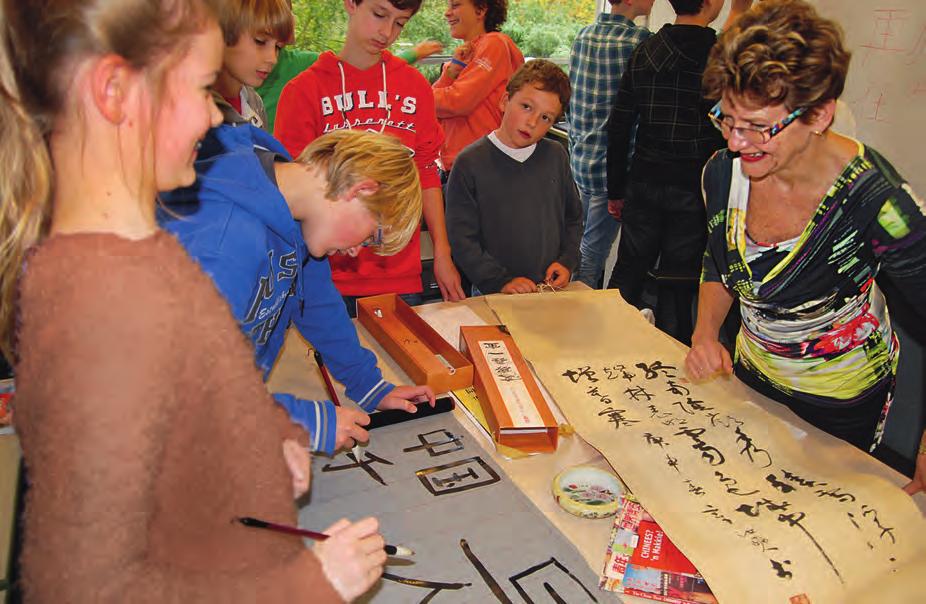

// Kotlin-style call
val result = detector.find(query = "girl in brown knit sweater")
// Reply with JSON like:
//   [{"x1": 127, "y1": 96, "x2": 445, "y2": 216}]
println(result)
[{"x1": 0, "y1": 0, "x2": 386, "y2": 601}]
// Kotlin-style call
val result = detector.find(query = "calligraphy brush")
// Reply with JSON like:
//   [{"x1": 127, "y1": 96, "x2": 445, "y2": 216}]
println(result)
[
  {"x1": 312, "y1": 349, "x2": 363, "y2": 460},
  {"x1": 235, "y1": 516, "x2": 414, "y2": 557},
  {"x1": 312, "y1": 349, "x2": 341, "y2": 407}
]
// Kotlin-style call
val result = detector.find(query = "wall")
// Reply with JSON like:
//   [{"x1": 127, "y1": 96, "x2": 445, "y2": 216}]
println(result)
[
  {"x1": 645, "y1": 0, "x2": 925, "y2": 195},
  {"x1": 814, "y1": 0, "x2": 925, "y2": 196}
]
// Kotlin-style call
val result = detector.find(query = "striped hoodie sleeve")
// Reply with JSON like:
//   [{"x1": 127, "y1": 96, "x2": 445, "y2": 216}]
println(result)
[{"x1": 272, "y1": 393, "x2": 339, "y2": 455}]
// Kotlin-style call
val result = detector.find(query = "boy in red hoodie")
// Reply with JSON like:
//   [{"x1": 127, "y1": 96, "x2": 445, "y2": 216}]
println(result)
[{"x1": 275, "y1": 0, "x2": 465, "y2": 313}]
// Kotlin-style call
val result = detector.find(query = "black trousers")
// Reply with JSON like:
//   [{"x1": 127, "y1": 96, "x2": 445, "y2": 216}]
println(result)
[
  {"x1": 607, "y1": 180, "x2": 707, "y2": 344},
  {"x1": 735, "y1": 363, "x2": 892, "y2": 453}
]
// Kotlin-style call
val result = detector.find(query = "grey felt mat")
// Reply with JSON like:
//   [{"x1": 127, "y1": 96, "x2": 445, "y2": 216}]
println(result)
[{"x1": 301, "y1": 412, "x2": 622, "y2": 603}]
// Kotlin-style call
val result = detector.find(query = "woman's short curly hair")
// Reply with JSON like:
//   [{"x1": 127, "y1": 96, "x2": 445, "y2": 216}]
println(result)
[
  {"x1": 472, "y1": 0, "x2": 508, "y2": 33},
  {"x1": 703, "y1": 0, "x2": 850, "y2": 121}
]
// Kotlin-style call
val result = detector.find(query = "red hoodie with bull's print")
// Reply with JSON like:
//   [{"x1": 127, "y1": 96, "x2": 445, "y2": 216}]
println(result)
[{"x1": 275, "y1": 50, "x2": 443, "y2": 297}]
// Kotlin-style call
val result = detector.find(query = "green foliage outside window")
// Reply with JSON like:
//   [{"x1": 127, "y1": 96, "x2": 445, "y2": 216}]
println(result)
[{"x1": 290, "y1": 0, "x2": 596, "y2": 73}]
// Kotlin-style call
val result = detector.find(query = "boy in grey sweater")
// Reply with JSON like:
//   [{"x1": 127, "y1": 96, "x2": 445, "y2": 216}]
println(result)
[{"x1": 446, "y1": 60, "x2": 582, "y2": 295}]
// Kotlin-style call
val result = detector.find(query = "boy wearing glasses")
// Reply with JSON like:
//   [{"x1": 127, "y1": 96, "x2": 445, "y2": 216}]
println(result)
[
  {"x1": 161, "y1": 125, "x2": 435, "y2": 456},
  {"x1": 605, "y1": 0, "x2": 752, "y2": 345},
  {"x1": 275, "y1": 0, "x2": 466, "y2": 315},
  {"x1": 161, "y1": 2, "x2": 434, "y2": 457}
]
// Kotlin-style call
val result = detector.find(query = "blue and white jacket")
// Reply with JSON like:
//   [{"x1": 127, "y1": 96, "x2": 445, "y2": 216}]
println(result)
[{"x1": 159, "y1": 122, "x2": 394, "y2": 454}]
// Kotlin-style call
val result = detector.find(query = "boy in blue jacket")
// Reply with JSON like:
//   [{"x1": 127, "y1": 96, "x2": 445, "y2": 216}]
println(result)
[{"x1": 160, "y1": 123, "x2": 433, "y2": 455}]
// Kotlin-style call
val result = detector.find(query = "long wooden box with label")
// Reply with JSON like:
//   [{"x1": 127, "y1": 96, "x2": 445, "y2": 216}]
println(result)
[
  {"x1": 459, "y1": 325, "x2": 558, "y2": 453},
  {"x1": 357, "y1": 294, "x2": 473, "y2": 393}
]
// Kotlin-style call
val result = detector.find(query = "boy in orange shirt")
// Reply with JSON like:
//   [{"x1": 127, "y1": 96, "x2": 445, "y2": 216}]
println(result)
[{"x1": 434, "y1": 0, "x2": 524, "y2": 173}]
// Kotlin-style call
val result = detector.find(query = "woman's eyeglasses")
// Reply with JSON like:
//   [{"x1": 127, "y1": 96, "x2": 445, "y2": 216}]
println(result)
[{"x1": 708, "y1": 103, "x2": 807, "y2": 145}]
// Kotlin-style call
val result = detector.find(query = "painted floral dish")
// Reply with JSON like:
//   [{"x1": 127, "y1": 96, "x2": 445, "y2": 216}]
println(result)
[{"x1": 552, "y1": 465, "x2": 623, "y2": 519}]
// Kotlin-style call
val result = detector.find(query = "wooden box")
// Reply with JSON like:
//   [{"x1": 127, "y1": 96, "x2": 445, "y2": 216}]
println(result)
[
  {"x1": 459, "y1": 325, "x2": 558, "y2": 453},
  {"x1": 356, "y1": 294, "x2": 473, "y2": 393}
]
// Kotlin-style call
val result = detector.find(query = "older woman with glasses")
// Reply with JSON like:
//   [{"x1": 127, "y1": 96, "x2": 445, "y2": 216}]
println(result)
[{"x1": 686, "y1": 0, "x2": 926, "y2": 493}]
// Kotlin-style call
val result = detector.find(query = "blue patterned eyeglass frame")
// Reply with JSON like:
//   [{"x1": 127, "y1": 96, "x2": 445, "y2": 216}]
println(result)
[
  {"x1": 708, "y1": 102, "x2": 808, "y2": 144},
  {"x1": 360, "y1": 222, "x2": 384, "y2": 249}
]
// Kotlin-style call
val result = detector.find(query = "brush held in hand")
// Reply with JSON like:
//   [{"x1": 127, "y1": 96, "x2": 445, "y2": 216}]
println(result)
[{"x1": 234, "y1": 516, "x2": 414, "y2": 557}]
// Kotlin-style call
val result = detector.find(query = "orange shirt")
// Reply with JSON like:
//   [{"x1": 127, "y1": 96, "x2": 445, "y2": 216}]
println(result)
[{"x1": 433, "y1": 32, "x2": 524, "y2": 171}]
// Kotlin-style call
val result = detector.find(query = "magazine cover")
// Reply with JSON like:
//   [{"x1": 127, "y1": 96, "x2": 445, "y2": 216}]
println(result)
[
  {"x1": 622, "y1": 565, "x2": 715, "y2": 604},
  {"x1": 600, "y1": 494, "x2": 716, "y2": 604},
  {"x1": 600, "y1": 493, "x2": 649, "y2": 591},
  {"x1": 0, "y1": 378, "x2": 13, "y2": 433}
]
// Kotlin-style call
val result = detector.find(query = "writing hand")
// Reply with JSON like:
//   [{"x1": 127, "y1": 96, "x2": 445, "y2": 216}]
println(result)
[
  {"x1": 315, "y1": 517, "x2": 386, "y2": 602},
  {"x1": 334, "y1": 406, "x2": 371, "y2": 451}
]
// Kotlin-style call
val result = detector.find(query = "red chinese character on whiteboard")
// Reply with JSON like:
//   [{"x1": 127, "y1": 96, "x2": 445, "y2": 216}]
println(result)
[{"x1": 861, "y1": 10, "x2": 911, "y2": 54}]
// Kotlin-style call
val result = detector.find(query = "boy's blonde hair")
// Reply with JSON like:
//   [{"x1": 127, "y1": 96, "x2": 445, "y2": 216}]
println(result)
[
  {"x1": 297, "y1": 130, "x2": 422, "y2": 256},
  {"x1": 220, "y1": 0, "x2": 294, "y2": 46}
]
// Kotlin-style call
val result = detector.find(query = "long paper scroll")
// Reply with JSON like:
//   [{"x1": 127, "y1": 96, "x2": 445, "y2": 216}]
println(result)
[{"x1": 488, "y1": 290, "x2": 926, "y2": 603}]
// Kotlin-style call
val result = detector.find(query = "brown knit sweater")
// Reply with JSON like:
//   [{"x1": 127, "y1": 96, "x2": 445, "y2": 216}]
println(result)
[{"x1": 14, "y1": 232, "x2": 343, "y2": 602}]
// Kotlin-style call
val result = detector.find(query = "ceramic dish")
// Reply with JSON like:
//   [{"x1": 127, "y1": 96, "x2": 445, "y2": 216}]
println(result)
[{"x1": 552, "y1": 465, "x2": 623, "y2": 519}]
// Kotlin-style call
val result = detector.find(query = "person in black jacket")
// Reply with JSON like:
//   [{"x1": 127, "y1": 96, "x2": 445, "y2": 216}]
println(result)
[{"x1": 606, "y1": 0, "x2": 751, "y2": 344}]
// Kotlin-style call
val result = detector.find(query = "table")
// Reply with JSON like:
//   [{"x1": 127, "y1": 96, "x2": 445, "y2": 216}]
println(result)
[
  {"x1": 0, "y1": 433, "x2": 20, "y2": 603},
  {"x1": 267, "y1": 291, "x2": 926, "y2": 601}
]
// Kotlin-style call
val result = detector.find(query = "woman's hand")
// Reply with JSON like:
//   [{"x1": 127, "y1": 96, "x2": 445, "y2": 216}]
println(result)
[
  {"x1": 902, "y1": 432, "x2": 926, "y2": 497},
  {"x1": 685, "y1": 337, "x2": 733, "y2": 381},
  {"x1": 686, "y1": 283, "x2": 736, "y2": 381},
  {"x1": 315, "y1": 517, "x2": 386, "y2": 602}
]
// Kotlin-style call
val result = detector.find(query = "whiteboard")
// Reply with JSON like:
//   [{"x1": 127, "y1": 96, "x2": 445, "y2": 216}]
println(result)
[
  {"x1": 645, "y1": 0, "x2": 926, "y2": 196},
  {"x1": 814, "y1": 0, "x2": 926, "y2": 196}
]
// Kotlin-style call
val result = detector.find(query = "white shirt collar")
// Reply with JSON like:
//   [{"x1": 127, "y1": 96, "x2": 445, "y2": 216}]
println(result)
[{"x1": 488, "y1": 131, "x2": 536, "y2": 163}]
